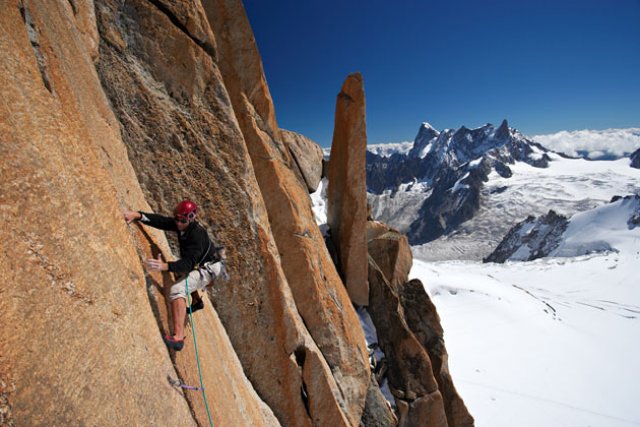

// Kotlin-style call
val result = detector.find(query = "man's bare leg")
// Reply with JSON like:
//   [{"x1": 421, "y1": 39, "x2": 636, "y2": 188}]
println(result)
[{"x1": 171, "y1": 297, "x2": 187, "y2": 341}]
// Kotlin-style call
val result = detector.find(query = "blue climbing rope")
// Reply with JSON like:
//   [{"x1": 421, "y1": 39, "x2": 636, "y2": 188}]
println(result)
[{"x1": 186, "y1": 276, "x2": 214, "y2": 427}]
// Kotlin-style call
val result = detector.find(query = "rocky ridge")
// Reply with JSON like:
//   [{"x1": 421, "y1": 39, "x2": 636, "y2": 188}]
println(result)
[
  {"x1": 483, "y1": 211, "x2": 569, "y2": 263},
  {"x1": 485, "y1": 195, "x2": 640, "y2": 263},
  {"x1": 205, "y1": 4, "x2": 369, "y2": 424},
  {"x1": 365, "y1": 223, "x2": 474, "y2": 426}
]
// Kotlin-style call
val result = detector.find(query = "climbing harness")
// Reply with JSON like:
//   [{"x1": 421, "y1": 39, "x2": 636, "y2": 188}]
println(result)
[{"x1": 194, "y1": 237, "x2": 230, "y2": 282}]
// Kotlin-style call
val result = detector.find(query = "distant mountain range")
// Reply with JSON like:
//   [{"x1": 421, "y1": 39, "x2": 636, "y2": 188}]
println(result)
[{"x1": 366, "y1": 121, "x2": 640, "y2": 261}]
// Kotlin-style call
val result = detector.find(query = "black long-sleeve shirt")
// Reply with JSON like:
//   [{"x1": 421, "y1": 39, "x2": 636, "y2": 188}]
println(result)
[{"x1": 139, "y1": 212, "x2": 216, "y2": 273}]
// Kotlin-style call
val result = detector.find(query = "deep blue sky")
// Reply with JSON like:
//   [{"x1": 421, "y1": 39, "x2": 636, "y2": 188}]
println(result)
[{"x1": 243, "y1": 1, "x2": 640, "y2": 147}]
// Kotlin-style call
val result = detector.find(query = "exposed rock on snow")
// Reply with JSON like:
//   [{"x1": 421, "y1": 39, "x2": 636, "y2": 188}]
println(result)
[
  {"x1": 631, "y1": 147, "x2": 640, "y2": 169},
  {"x1": 486, "y1": 195, "x2": 640, "y2": 263},
  {"x1": 484, "y1": 211, "x2": 569, "y2": 263},
  {"x1": 280, "y1": 129, "x2": 325, "y2": 192}
]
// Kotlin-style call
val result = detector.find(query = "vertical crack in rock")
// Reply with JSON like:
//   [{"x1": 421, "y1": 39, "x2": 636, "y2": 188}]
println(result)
[
  {"x1": 293, "y1": 346, "x2": 312, "y2": 418},
  {"x1": 125, "y1": 228, "x2": 201, "y2": 421},
  {"x1": 19, "y1": 2, "x2": 53, "y2": 94},
  {"x1": 146, "y1": 0, "x2": 216, "y2": 59},
  {"x1": 67, "y1": 0, "x2": 78, "y2": 15}
]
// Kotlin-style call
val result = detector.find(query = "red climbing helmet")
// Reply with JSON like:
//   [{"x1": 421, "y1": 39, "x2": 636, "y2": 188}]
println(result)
[{"x1": 174, "y1": 200, "x2": 197, "y2": 222}]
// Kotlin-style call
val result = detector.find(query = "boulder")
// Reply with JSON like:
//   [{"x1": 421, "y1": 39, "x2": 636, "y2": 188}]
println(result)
[
  {"x1": 203, "y1": 1, "x2": 370, "y2": 425},
  {"x1": 327, "y1": 73, "x2": 369, "y2": 306},
  {"x1": 367, "y1": 220, "x2": 391, "y2": 242},
  {"x1": 0, "y1": 1, "x2": 277, "y2": 425},
  {"x1": 280, "y1": 128, "x2": 325, "y2": 192},
  {"x1": 367, "y1": 223, "x2": 413, "y2": 290}
]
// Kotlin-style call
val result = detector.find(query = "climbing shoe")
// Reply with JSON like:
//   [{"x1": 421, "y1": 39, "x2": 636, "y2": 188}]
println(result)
[
  {"x1": 163, "y1": 335, "x2": 185, "y2": 351},
  {"x1": 186, "y1": 299, "x2": 204, "y2": 315}
]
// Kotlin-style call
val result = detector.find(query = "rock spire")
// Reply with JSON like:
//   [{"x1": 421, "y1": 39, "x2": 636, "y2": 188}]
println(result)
[{"x1": 327, "y1": 72, "x2": 370, "y2": 306}]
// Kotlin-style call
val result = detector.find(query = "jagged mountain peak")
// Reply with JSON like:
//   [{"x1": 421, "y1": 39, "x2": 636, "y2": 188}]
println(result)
[
  {"x1": 408, "y1": 122, "x2": 441, "y2": 159},
  {"x1": 435, "y1": 120, "x2": 543, "y2": 167},
  {"x1": 631, "y1": 147, "x2": 640, "y2": 169},
  {"x1": 494, "y1": 119, "x2": 510, "y2": 140},
  {"x1": 421, "y1": 121, "x2": 438, "y2": 132},
  {"x1": 455, "y1": 125, "x2": 470, "y2": 135}
]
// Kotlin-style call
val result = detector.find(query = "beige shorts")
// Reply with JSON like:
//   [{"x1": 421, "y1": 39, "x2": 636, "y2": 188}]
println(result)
[{"x1": 169, "y1": 261, "x2": 226, "y2": 301}]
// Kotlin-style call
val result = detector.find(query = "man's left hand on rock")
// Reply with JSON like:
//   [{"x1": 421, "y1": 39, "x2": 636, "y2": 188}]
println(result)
[
  {"x1": 146, "y1": 255, "x2": 168, "y2": 271},
  {"x1": 124, "y1": 210, "x2": 141, "y2": 223}
]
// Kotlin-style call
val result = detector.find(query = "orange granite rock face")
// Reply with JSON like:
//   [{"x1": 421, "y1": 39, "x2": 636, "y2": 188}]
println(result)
[
  {"x1": 1, "y1": 0, "x2": 277, "y2": 425},
  {"x1": 1, "y1": 1, "x2": 472, "y2": 426},
  {"x1": 281, "y1": 128, "x2": 325, "y2": 193},
  {"x1": 203, "y1": 1, "x2": 371, "y2": 424},
  {"x1": 327, "y1": 73, "x2": 370, "y2": 306}
]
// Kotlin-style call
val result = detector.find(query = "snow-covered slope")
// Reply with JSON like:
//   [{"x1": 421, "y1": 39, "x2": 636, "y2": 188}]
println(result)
[
  {"x1": 410, "y1": 153, "x2": 640, "y2": 261},
  {"x1": 552, "y1": 195, "x2": 640, "y2": 256},
  {"x1": 410, "y1": 196, "x2": 640, "y2": 426},
  {"x1": 411, "y1": 239, "x2": 640, "y2": 426}
]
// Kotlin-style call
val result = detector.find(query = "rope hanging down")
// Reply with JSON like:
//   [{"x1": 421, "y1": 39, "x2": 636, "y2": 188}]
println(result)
[{"x1": 186, "y1": 276, "x2": 214, "y2": 427}]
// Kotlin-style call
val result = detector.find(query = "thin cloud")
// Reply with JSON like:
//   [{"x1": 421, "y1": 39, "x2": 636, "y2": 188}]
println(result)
[
  {"x1": 533, "y1": 128, "x2": 640, "y2": 159},
  {"x1": 367, "y1": 141, "x2": 414, "y2": 157}
]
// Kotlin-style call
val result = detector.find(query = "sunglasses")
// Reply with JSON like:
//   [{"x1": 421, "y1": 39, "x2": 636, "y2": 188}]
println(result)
[{"x1": 174, "y1": 216, "x2": 189, "y2": 224}]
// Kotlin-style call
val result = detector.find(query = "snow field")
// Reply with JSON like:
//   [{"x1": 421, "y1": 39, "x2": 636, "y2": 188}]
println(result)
[{"x1": 411, "y1": 250, "x2": 640, "y2": 427}]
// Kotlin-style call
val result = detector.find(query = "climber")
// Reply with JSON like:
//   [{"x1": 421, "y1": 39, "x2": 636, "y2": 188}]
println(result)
[{"x1": 124, "y1": 200, "x2": 227, "y2": 351}]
